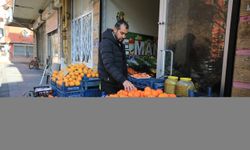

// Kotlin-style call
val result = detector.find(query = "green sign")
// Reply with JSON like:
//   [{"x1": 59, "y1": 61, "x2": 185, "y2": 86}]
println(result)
[
  {"x1": 123, "y1": 32, "x2": 158, "y2": 56},
  {"x1": 124, "y1": 32, "x2": 158, "y2": 77}
]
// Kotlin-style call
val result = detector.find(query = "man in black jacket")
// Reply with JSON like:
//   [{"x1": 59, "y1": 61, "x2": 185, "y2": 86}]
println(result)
[{"x1": 98, "y1": 21, "x2": 136, "y2": 94}]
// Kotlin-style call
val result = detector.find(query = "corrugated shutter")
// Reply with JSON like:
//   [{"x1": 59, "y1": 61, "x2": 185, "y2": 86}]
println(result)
[{"x1": 14, "y1": 45, "x2": 26, "y2": 56}]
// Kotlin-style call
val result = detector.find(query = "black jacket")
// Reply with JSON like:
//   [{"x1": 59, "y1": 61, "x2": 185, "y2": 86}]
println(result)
[{"x1": 98, "y1": 29, "x2": 128, "y2": 87}]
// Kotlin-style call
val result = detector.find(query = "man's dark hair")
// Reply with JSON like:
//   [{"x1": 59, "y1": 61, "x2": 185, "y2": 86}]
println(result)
[{"x1": 115, "y1": 20, "x2": 129, "y2": 30}]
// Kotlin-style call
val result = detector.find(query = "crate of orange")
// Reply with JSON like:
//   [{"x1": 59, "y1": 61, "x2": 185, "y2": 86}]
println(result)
[
  {"x1": 128, "y1": 75, "x2": 165, "y2": 90},
  {"x1": 51, "y1": 63, "x2": 100, "y2": 96},
  {"x1": 107, "y1": 87, "x2": 176, "y2": 98},
  {"x1": 56, "y1": 72, "x2": 83, "y2": 92}
]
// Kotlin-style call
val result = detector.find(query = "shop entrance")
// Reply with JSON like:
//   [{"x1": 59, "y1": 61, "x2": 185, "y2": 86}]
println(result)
[
  {"x1": 102, "y1": 0, "x2": 232, "y2": 96},
  {"x1": 102, "y1": 0, "x2": 160, "y2": 77}
]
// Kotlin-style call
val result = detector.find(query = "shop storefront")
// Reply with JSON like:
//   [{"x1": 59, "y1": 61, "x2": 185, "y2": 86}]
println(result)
[
  {"x1": 100, "y1": 0, "x2": 233, "y2": 97},
  {"x1": 47, "y1": 0, "x2": 242, "y2": 98}
]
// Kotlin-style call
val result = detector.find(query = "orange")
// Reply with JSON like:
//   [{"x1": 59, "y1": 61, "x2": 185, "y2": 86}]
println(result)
[
  {"x1": 168, "y1": 94, "x2": 177, "y2": 98},
  {"x1": 152, "y1": 90, "x2": 160, "y2": 97},
  {"x1": 144, "y1": 87, "x2": 152, "y2": 92},
  {"x1": 156, "y1": 89, "x2": 163, "y2": 95},
  {"x1": 65, "y1": 82, "x2": 69, "y2": 87},
  {"x1": 119, "y1": 95, "x2": 129, "y2": 98},
  {"x1": 75, "y1": 81, "x2": 81, "y2": 86},
  {"x1": 87, "y1": 74, "x2": 91, "y2": 78},
  {"x1": 134, "y1": 91, "x2": 141, "y2": 97},
  {"x1": 69, "y1": 82, "x2": 75, "y2": 87},
  {"x1": 91, "y1": 73, "x2": 96, "y2": 78},
  {"x1": 143, "y1": 91, "x2": 152, "y2": 97},
  {"x1": 158, "y1": 93, "x2": 169, "y2": 98},
  {"x1": 83, "y1": 69, "x2": 88, "y2": 74},
  {"x1": 77, "y1": 76, "x2": 82, "y2": 81},
  {"x1": 64, "y1": 78, "x2": 68, "y2": 83},
  {"x1": 128, "y1": 92, "x2": 134, "y2": 97}
]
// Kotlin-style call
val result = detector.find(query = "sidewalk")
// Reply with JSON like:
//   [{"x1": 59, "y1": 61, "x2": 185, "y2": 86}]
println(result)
[{"x1": 0, "y1": 56, "x2": 48, "y2": 97}]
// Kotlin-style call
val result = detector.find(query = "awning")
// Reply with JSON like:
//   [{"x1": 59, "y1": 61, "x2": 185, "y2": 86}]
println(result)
[{"x1": 9, "y1": 0, "x2": 51, "y2": 28}]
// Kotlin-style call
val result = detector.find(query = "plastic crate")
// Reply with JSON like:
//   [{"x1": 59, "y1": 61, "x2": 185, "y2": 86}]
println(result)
[
  {"x1": 128, "y1": 76, "x2": 165, "y2": 90},
  {"x1": 57, "y1": 90, "x2": 82, "y2": 98},
  {"x1": 81, "y1": 89, "x2": 102, "y2": 97},
  {"x1": 151, "y1": 78, "x2": 165, "y2": 90},
  {"x1": 56, "y1": 83, "x2": 82, "y2": 92},
  {"x1": 128, "y1": 76, "x2": 152, "y2": 89},
  {"x1": 52, "y1": 90, "x2": 58, "y2": 97},
  {"x1": 82, "y1": 77, "x2": 100, "y2": 90},
  {"x1": 51, "y1": 80, "x2": 56, "y2": 87}
]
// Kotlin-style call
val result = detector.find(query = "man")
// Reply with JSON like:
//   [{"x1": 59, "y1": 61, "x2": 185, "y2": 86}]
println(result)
[{"x1": 98, "y1": 20, "x2": 136, "y2": 95}]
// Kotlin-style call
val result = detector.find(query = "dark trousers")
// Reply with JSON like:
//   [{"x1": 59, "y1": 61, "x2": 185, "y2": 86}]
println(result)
[{"x1": 101, "y1": 80, "x2": 123, "y2": 95}]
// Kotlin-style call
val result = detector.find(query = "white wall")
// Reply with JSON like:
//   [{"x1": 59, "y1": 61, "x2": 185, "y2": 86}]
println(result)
[
  {"x1": 73, "y1": 0, "x2": 93, "y2": 18},
  {"x1": 102, "y1": 0, "x2": 159, "y2": 37}
]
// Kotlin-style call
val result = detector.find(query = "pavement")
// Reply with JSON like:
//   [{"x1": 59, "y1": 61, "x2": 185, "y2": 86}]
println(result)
[{"x1": 0, "y1": 55, "x2": 48, "y2": 97}]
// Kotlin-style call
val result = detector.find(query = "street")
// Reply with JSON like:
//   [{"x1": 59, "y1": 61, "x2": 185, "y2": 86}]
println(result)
[{"x1": 0, "y1": 55, "x2": 47, "y2": 97}]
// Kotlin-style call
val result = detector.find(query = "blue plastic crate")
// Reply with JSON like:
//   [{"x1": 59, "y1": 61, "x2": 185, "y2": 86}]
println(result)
[
  {"x1": 56, "y1": 83, "x2": 82, "y2": 92},
  {"x1": 51, "y1": 81, "x2": 57, "y2": 91},
  {"x1": 57, "y1": 90, "x2": 82, "y2": 98},
  {"x1": 128, "y1": 76, "x2": 165, "y2": 90},
  {"x1": 81, "y1": 89, "x2": 102, "y2": 97},
  {"x1": 52, "y1": 89, "x2": 58, "y2": 97},
  {"x1": 151, "y1": 78, "x2": 165, "y2": 90},
  {"x1": 128, "y1": 76, "x2": 152, "y2": 89},
  {"x1": 82, "y1": 77, "x2": 100, "y2": 90},
  {"x1": 51, "y1": 80, "x2": 56, "y2": 87}
]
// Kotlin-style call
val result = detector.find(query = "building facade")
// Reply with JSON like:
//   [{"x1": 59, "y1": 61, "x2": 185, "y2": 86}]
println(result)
[{"x1": 5, "y1": 0, "x2": 249, "y2": 97}]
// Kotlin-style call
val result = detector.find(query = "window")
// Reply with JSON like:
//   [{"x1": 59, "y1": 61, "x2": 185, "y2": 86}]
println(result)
[{"x1": 71, "y1": 12, "x2": 93, "y2": 68}]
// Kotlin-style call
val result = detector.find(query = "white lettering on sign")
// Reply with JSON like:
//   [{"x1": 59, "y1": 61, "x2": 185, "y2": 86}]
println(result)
[
  {"x1": 247, "y1": 4, "x2": 250, "y2": 11},
  {"x1": 145, "y1": 41, "x2": 153, "y2": 55},
  {"x1": 135, "y1": 41, "x2": 145, "y2": 55}
]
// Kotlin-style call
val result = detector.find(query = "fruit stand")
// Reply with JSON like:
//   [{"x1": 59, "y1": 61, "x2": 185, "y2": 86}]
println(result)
[
  {"x1": 47, "y1": 62, "x2": 216, "y2": 98},
  {"x1": 50, "y1": 64, "x2": 103, "y2": 98}
]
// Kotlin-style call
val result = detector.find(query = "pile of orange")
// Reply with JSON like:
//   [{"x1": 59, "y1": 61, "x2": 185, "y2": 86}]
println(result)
[
  {"x1": 131, "y1": 73, "x2": 151, "y2": 79},
  {"x1": 51, "y1": 64, "x2": 99, "y2": 87},
  {"x1": 108, "y1": 87, "x2": 176, "y2": 98}
]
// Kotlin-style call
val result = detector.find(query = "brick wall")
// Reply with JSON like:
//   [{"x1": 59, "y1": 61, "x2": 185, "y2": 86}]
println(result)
[{"x1": 232, "y1": 0, "x2": 250, "y2": 97}]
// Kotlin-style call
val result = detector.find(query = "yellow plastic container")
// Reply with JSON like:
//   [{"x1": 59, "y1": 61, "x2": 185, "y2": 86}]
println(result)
[
  {"x1": 164, "y1": 76, "x2": 179, "y2": 94},
  {"x1": 176, "y1": 78, "x2": 195, "y2": 97}
]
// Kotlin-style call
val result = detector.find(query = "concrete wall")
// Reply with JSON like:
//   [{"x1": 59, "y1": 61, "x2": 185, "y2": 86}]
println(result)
[
  {"x1": 102, "y1": 0, "x2": 159, "y2": 37},
  {"x1": 232, "y1": 0, "x2": 250, "y2": 97},
  {"x1": 92, "y1": 0, "x2": 100, "y2": 71}
]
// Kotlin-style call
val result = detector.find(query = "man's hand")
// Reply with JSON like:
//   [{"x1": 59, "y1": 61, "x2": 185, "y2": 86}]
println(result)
[{"x1": 123, "y1": 80, "x2": 136, "y2": 91}]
